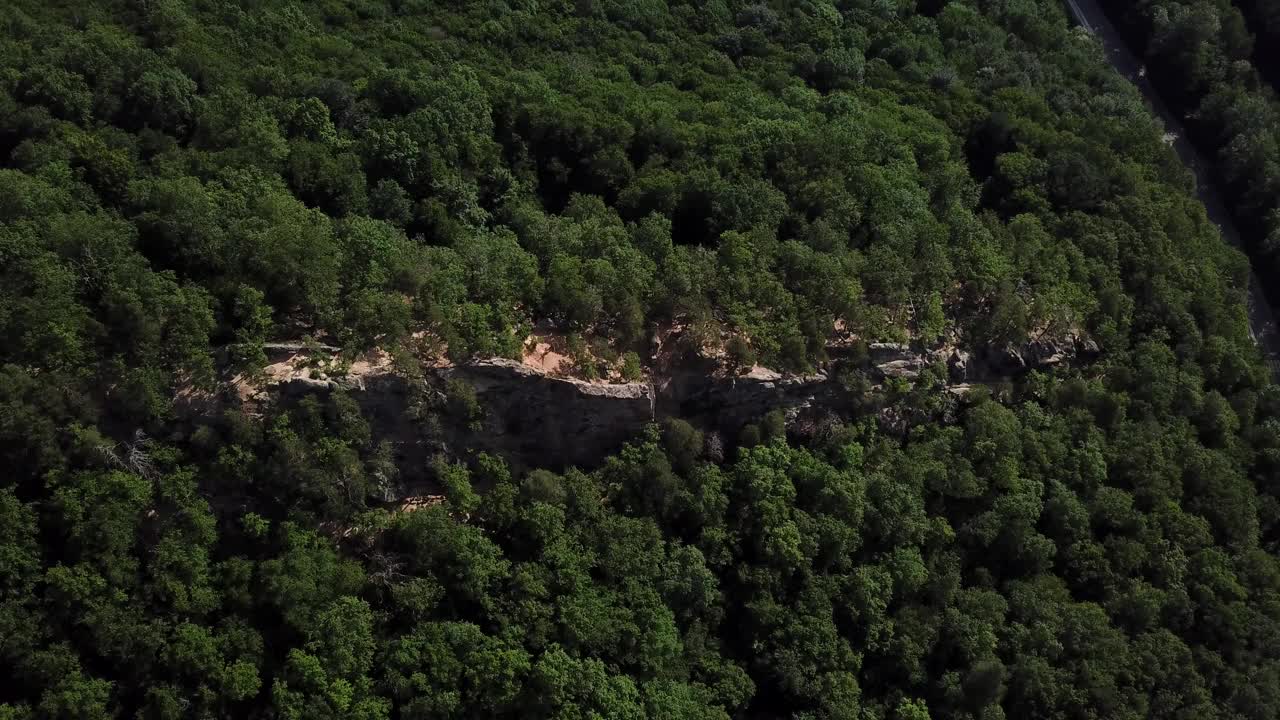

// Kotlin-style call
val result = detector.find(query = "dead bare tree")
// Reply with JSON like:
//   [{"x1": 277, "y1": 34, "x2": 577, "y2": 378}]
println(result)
[
  {"x1": 96, "y1": 429, "x2": 157, "y2": 479},
  {"x1": 366, "y1": 552, "x2": 407, "y2": 587}
]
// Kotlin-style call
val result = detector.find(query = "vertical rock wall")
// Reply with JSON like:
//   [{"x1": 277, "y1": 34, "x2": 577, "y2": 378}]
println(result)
[{"x1": 271, "y1": 337, "x2": 1097, "y2": 485}]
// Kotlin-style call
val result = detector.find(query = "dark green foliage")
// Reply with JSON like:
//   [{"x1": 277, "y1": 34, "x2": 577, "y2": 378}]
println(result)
[
  {"x1": 0, "y1": 0, "x2": 1260, "y2": 374},
  {"x1": 1107, "y1": 0, "x2": 1280, "y2": 303},
  {"x1": 1234, "y1": 1, "x2": 1280, "y2": 85},
  {"x1": 0, "y1": 1, "x2": 1279, "y2": 720},
  {"x1": 444, "y1": 378, "x2": 482, "y2": 429}
]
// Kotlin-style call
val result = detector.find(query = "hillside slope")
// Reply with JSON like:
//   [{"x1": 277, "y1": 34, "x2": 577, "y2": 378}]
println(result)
[{"x1": 1, "y1": 2, "x2": 1279, "y2": 719}]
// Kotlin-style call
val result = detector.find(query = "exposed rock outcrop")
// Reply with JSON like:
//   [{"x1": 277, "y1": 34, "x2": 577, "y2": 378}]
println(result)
[
  {"x1": 848, "y1": 335, "x2": 1091, "y2": 382},
  {"x1": 261, "y1": 334, "x2": 1098, "y2": 487},
  {"x1": 947, "y1": 349, "x2": 971, "y2": 382},
  {"x1": 443, "y1": 359, "x2": 656, "y2": 471},
  {"x1": 657, "y1": 369, "x2": 836, "y2": 435}
]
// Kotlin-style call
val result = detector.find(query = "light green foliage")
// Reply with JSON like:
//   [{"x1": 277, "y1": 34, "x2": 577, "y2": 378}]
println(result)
[
  {"x1": 436, "y1": 458, "x2": 480, "y2": 516},
  {"x1": 621, "y1": 351, "x2": 644, "y2": 381}
]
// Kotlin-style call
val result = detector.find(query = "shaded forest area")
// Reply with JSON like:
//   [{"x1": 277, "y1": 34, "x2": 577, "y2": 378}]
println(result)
[
  {"x1": 1232, "y1": 0, "x2": 1280, "y2": 87},
  {"x1": 2, "y1": 1, "x2": 1280, "y2": 719},
  {"x1": 1106, "y1": 0, "x2": 1280, "y2": 310}
]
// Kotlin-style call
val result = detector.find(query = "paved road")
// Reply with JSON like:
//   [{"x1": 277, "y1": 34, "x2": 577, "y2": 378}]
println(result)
[{"x1": 1062, "y1": 0, "x2": 1280, "y2": 374}]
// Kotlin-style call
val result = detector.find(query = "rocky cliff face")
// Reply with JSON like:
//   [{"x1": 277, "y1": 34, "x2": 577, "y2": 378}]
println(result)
[
  {"x1": 444, "y1": 359, "x2": 656, "y2": 472},
  {"x1": 277, "y1": 359, "x2": 657, "y2": 480},
  {"x1": 271, "y1": 335, "x2": 1097, "y2": 485}
]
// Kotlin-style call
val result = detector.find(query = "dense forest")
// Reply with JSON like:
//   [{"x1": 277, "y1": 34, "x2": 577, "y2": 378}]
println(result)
[
  {"x1": 3, "y1": 0, "x2": 1280, "y2": 718},
  {"x1": 1232, "y1": 0, "x2": 1280, "y2": 85},
  {"x1": 1106, "y1": 0, "x2": 1280, "y2": 304}
]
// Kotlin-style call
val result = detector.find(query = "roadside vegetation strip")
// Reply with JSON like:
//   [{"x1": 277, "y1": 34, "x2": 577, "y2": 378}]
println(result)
[{"x1": 1063, "y1": 0, "x2": 1280, "y2": 374}]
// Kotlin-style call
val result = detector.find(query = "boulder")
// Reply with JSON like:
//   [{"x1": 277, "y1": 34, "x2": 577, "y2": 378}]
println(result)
[
  {"x1": 1073, "y1": 335, "x2": 1101, "y2": 358},
  {"x1": 743, "y1": 365, "x2": 783, "y2": 382},
  {"x1": 1023, "y1": 339, "x2": 1067, "y2": 367},
  {"x1": 279, "y1": 376, "x2": 340, "y2": 395},
  {"x1": 876, "y1": 358, "x2": 923, "y2": 379},
  {"x1": 947, "y1": 349, "x2": 970, "y2": 382},
  {"x1": 867, "y1": 342, "x2": 914, "y2": 363},
  {"x1": 985, "y1": 344, "x2": 1027, "y2": 374}
]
